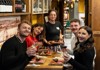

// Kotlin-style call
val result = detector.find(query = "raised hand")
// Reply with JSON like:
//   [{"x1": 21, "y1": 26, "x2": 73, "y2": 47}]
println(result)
[{"x1": 26, "y1": 46, "x2": 37, "y2": 57}]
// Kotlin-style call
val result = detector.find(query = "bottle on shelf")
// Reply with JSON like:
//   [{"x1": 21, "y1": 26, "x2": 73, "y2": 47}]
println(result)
[
  {"x1": 15, "y1": 0, "x2": 22, "y2": 12},
  {"x1": 15, "y1": 0, "x2": 26, "y2": 13}
]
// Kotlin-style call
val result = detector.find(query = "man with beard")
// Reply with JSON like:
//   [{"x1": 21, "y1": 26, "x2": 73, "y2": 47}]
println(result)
[{"x1": 0, "y1": 20, "x2": 36, "y2": 70}]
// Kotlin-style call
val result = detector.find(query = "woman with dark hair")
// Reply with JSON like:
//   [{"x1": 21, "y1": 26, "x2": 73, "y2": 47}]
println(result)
[
  {"x1": 43, "y1": 9, "x2": 63, "y2": 52},
  {"x1": 26, "y1": 23, "x2": 44, "y2": 51},
  {"x1": 63, "y1": 26, "x2": 96, "y2": 70}
]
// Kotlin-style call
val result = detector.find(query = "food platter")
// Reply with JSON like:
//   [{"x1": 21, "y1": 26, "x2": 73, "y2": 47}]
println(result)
[{"x1": 30, "y1": 57, "x2": 45, "y2": 64}]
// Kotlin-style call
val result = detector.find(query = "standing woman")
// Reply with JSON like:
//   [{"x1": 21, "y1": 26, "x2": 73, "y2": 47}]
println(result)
[
  {"x1": 64, "y1": 26, "x2": 96, "y2": 70},
  {"x1": 43, "y1": 9, "x2": 63, "y2": 52}
]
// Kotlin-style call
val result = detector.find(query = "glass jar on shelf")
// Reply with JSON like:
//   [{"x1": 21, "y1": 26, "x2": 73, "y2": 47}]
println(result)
[
  {"x1": 38, "y1": 0, "x2": 43, "y2": 13},
  {"x1": 32, "y1": 0, "x2": 50, "y2": 14},
  {"x1": 43, "y1": 0, "x2": 48, "y2": 13},
  {"x1": 33, "y1": 0, "x2": 38, "y2": 13},
  {"x1": 32, "y1": 0, "x2": 43, "y2": 14}
]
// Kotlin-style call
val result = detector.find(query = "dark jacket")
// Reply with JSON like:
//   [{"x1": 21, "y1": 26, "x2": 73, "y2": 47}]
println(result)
[
  {"x1": 68, "y1": 43, "x2": 95, "y2": 70},
  {"x1": 0, "y1": 36, "x2": 32, "y2": 70}
]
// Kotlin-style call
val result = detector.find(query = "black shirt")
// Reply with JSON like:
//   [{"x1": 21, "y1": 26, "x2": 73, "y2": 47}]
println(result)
[
  {"x1": 68, "y1": 47, "x2": 95, "y2": 70},
  {"x1": 0, "y1": 36, "x2": 32, "y2": 70},
  {"x1": 44, "y1": 21, "x2": 62, "y2": 41}
]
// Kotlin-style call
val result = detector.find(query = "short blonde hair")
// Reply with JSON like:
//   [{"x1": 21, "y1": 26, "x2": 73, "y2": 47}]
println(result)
[{"x1": 18, "y1": 20, "x2": 32, "y2": 29}]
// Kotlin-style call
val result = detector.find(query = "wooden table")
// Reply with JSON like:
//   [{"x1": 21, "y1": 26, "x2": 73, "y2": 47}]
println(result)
[{"x1": 25, "y1": 52, "x2": 63, "y2": 70}]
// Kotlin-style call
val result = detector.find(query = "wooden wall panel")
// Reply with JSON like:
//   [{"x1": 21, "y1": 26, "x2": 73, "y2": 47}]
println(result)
[
  {"x1": 92, "y1": 0, "x2": 100, "y2": 30},
  {"x1": 90, "y1": 0, "x2": 100, "y2": 70},
  {"x1": 94, "y1": 35, "x2": 100, "y2": 70}
]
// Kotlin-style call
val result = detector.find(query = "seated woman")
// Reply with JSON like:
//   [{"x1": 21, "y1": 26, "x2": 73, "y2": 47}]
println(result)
[
  {"x1": 63, "y1": 26, "x2": 96, "y2": 70},
  {"x1": 26, "y1": 23, "x2": 44, "y2": 51}
]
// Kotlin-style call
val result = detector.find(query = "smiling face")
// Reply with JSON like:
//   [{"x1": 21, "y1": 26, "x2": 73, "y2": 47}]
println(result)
[
  {"x1": 33, "y1": 26, "x2": 43, "y2": 36},
  {"x1": 70, "y1": 22, "x2": 81, "y2": 34},
  {"x1": 78, "y1": 28, "x2": 91, "y2": 43},
  {"x1": 18, "y1": 23, "x2": 31, "y2": 37},
  {"x1": 48, "y1": 11, "x2": 57, "y2": 22}
]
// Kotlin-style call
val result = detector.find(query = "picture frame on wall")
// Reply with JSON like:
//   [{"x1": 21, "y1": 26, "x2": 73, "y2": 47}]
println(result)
[{"x1": 0, "y1": 16, "x2": 21, "y2": 46}]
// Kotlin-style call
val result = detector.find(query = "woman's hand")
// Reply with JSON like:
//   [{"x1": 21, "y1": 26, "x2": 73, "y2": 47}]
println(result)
[
  {"x1": 48, "y1": 40, "x2": 64, "y2": 44},
  {"x1": 58, "y1": 39, "x2": 64, "y2": 44},
  {"x1": 63, "y1": 52, "x2": 71, "y2": 63},
  {"x1": 43, "y1": 38, "x2": 63, "y2": 45},
  {"x1": 43, "y1": 38, "x2": 52, "y2": 45}
]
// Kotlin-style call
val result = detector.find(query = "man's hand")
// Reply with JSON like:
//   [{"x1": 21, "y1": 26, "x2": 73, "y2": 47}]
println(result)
[{"x1": 26, "y1": 46, "x2": 37, "y2": 57}]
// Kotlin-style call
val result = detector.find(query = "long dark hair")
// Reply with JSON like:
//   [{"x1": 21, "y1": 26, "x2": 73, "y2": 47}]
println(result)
[
  {"x1": 74, "y1": 26, "x2": 94, "y2": 52},
  {"x1": 31, "y1": 23, "x2": 44, "y2": 41}
]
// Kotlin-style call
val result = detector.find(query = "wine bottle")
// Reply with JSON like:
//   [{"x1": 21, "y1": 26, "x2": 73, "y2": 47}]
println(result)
[{"x1": 15, "y1": 0, "x2": 22, "y2": 12}]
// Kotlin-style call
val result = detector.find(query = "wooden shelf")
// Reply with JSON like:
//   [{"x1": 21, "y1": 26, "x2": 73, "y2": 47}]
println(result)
[
  {"x1": 31, "y1": 0, "x2": 51, "y2": 24},
  {"x1": 32, "y1": 0, "x2": 49, "y2": 14},
  {"x1": 0, "y1": 0, "x2": 50, "y2": 23},
  {"x1": 0, "y1": 13, "x2": 30, "y2": 17},
  {"x1": 0, "y1": 0, "x2": 31, "y2": 22},
  {"x1": 32, "y1": 13, "x2": 44, "y2": 15}
]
